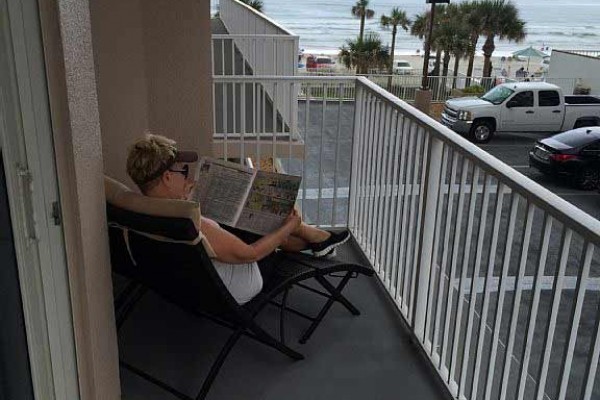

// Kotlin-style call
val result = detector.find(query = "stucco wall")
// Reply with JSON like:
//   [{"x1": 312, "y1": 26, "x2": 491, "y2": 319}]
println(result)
[
  {"x1": 90, "y1": 0, "x2": 214, "y2": 187},
  {"x1": 38, "y1": 0, "x2": 120, "y2": 398},
  {"x1": 548, "y1": 51, "x2": 600, "y2": 95}
]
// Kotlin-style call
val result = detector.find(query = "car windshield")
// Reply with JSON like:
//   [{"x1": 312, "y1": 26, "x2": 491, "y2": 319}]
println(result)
[
  {"x1": 552, "y1": 130, "x2": 600, "y2": 147},
  {"x1": 317, "y1": 58, "x2": 332, "y2": 64},
  {"x1": 481, "y1": 86, "x2": 515, "y2": 104},
  {"x1": 397, "y1": 62, "x2": 410, "y2": 67}
]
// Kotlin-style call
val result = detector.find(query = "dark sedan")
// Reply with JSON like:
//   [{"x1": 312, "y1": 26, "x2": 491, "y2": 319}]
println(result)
[{"x1": 529, "y1": 127, "x2": 600, "y2": 189}]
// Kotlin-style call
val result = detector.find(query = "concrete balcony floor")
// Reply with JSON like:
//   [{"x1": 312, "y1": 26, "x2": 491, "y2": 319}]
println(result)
[{"x1": 116, "y1": 238, "x2": 448, "y2": 400}]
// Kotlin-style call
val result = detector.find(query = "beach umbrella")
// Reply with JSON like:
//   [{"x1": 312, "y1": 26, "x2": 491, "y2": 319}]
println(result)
[{"x1": 512, "y1": 46, "x2": 549, "y2": 71}]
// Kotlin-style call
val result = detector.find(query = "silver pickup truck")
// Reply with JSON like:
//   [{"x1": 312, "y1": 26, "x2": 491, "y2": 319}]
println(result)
[{"x1": 440, "y1": 82, "x2": 600, "y2": 143}]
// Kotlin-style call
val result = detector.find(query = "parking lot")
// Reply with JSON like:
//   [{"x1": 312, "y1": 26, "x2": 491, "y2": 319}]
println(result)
[{"x1": 479, "y1": 131, "x2": 600, "y2": 220}]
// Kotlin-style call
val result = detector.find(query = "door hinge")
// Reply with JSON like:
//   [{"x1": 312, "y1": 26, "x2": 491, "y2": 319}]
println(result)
[{"x1": 51, "y1": 201, "x2": 62, "y2": 226}]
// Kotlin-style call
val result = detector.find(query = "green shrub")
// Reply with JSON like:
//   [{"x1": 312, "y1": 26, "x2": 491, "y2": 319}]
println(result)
[{"x1": 462, "y1": 85, "x2": 485, "y2": 95}]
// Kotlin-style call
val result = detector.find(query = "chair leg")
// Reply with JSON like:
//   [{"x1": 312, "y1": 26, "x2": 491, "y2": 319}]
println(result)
[
  {"x1": 298, "y1": 272, "x2": 354, "y2": 344},
  {"x1": 279, "y1": 287, "x2": 290, "y2": 345},
  {"x1": 316, "y1": 272, "x2": 360, "y2": 316},
  {"x1": 195, "y1": 328, "x2": 244, "y2": 400},
  {"x1": 247, "y1": 322, "x2": 304, "y2": 360}
]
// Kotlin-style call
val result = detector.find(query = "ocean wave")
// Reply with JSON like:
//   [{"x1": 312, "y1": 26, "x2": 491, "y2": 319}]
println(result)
[{"x1": 532, "y1": 31, "x2": 599, "y2": 38}]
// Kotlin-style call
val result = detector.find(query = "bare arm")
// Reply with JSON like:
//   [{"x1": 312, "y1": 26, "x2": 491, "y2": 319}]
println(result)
[{"x1": 200, "y1": 211, "x2": 301, "y2": 264}]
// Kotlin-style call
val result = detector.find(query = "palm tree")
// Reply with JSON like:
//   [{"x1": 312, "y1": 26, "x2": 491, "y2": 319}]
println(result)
[
  {"x1": 478, "y1": 0, "x2": 526, "y2": 77},
  {"x1": 410, "y1": 9, "x2": 443, "y2": 76},
  {"x1": 410, "y1": 11, "x2": 429, "y2": 75},
  {"x1": 339, "y1": 32, "x2": 389, "y2": 75},
  {"x1": 240, "y1": 0, "x2": 264, "y2": 12},
  {"x1": 461, "y1": 1, "x2": 484, "y2": 83},
  {"x1": 435, "y1": 4, "x2": 471, "y2": 77},
  {"x1": 380, "y1": 7, "x2": 411, "y2": 89},
  {"x1": 352, "y1": 0, "x2": 375, "y2": 42}
]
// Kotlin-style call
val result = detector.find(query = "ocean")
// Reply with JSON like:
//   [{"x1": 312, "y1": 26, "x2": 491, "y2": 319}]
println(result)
[{"x1": 213, "y1": 0, "x2": 600, "y2": 57}]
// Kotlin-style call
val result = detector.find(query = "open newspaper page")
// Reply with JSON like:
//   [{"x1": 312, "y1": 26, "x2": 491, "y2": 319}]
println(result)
[
  {"x1": 192, "y1": 158, "x2": 255, "y2": 227},
  {"x1": 235, "y1": 170, "x2": 301, "y2": 235}
]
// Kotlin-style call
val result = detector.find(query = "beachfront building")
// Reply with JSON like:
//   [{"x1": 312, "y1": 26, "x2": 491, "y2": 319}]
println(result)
[
  {"x1": 546, "y1": 50, "x2": 600, "y2": 96},
  {"x1": 2, "y1": 1, "x2": 600, "y2": 400}
]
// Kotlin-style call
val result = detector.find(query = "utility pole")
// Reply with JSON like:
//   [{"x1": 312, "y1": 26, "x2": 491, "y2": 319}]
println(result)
[
  {"x1": 421, "y1": 0, "x2": 449, "y2": 90},
  {"x1": 415, "y1": 0, "x2": 449, "y2": 113}
]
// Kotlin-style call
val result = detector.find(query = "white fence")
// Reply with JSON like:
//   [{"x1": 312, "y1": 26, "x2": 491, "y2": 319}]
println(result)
[
  {"x1": 219, "y1": 0, "x2": 295, "y2": 36},
  {"x1": 300, "y1": 71, "x2": 583, "y2": 102},
  {"x1": 212, "y1": 35, "x2": 298, "y2": 76},
  {"x1": 217, "y1": 0, "x2": 299, "y2": 138},
  {"x1": 213, "y1": 75, "x2": 600, "y2": 400}
]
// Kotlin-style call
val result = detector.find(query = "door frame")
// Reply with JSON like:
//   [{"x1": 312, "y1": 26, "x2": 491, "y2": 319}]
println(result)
[{"x1": 0, "y1": 0, "x2": 80, "y2": 398}]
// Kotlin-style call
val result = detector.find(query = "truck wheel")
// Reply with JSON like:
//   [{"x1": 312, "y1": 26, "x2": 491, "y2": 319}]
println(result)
[
  {"x1": 575, "y1": 167, "x2": 599, "y2": 190},
  {"x1": 469, "y1": 121, "x2": 495, "y2": 144}
]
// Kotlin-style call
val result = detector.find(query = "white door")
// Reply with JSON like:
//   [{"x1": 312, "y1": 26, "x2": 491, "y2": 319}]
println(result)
[
  {"x1": 0, "y1": 0, "x2": 80, "y2": 399},
  {"x1": 536, "y1": 90, "x2": 564, "y2": 131},
  {"x1": 500, "y1": 90, "x2": 538, "y2": 131}
]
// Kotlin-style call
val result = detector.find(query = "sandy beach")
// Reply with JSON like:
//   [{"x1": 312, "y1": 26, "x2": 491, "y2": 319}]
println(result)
[{"x1": 300, "y1": 52, "x2": 546, "y2": 79}]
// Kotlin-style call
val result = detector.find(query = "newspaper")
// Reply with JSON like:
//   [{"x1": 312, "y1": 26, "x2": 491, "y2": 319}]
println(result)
[{"x1": 192, "y1": 157, "x2": 301, "y2": 235}]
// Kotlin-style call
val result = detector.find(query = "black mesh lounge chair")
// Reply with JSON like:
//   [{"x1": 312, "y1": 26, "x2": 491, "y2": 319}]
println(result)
[{"x1": 105, "y1": 178, "x2": 373, "y2": 400}]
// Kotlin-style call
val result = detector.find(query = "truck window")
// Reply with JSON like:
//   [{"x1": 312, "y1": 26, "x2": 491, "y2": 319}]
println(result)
[
  {"x1": 510, "y1": 91, "x2": 533, "y2": 107},
  {"x1": 539, "y1": 90, "x2": 560, "y2": 107},
  {"x1": 481, "y1": 86, "x2": 514, "y2": 104}
]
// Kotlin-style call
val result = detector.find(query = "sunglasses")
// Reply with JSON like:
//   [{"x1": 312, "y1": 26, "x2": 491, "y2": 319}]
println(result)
[{"x1": 168, "y1": 164, "x2": 189, "y2": 179}]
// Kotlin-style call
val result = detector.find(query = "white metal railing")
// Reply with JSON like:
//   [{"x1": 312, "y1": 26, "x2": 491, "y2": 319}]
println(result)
[
  {"x1": 213, "y1": 75, "x2": 600, "y2": 400},
  {"x1": 212, "y1": 76, "x2": 355, "y2": 226},
  {"x1": 300, "y1": 72, "x2": 471, "y2": 102},
  {"x1": 364, "y1": 74, "x2": 486, "y2": 102},
  {"x1": 218, "y1": 0, "x2": 298, "y2": 77},
  {"x1": 219, "y1": 0, "x2": 295, "y2": 36},
  {"x1": 299, "y1": 72, "x2": 501, "y2": 102},
  {"x1": 216, "y1": 0, "x2": 299, "y2": 140},
  {"x1": 350, "y1": 77, "x2": 600, "y2": 400},
  {"x1": 212, "y1": 35, "x2": 298, "y2": 76}
]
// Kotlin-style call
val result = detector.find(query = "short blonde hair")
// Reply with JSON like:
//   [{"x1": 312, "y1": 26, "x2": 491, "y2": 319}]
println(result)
[{"x1": 126, "y1": 134, "x2": 178, "y2": 193}]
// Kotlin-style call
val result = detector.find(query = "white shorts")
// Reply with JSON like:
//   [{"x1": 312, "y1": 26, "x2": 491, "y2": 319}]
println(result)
[{"x1": 212, "y1": 260, "x2": 263, "y2": 305}]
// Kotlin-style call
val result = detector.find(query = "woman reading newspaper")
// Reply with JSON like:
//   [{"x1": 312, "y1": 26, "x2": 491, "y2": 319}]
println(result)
[{"x1": 124, "y1": 134, "x2": 350, "y2": 304}]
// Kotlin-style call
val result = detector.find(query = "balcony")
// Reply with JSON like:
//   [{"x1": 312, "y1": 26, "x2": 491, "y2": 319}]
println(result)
[
  {"x1": 118, "y1": 73, "x2": 600, "y2": 400},
  {"x1": 113, "y1": 2, "x2": 600, "y2": 399}
]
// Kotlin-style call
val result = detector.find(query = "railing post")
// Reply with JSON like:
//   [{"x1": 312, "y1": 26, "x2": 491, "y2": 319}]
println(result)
[
  {"x1": 348, "y1": 81, "x2": 364, "y2": 232},
  {"x1": 412, "y1": 134, "x2": 444, "y2": 341}
]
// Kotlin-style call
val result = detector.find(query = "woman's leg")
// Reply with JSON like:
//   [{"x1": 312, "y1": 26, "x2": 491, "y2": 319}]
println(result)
[
  {"x1": 291, "y1": 222, "x2": 330, "y2": 244},
  {"x1": 279, "y1": 234, "x2": 311, "y2": 252},
  {"x1": 278, "y1": 222, "x2": 332, "y2": 252}
]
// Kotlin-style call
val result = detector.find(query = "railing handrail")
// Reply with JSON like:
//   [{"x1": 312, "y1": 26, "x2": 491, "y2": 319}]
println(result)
[
  {"x1": 212, "y1": 34, "x2": 299, "y2": 39},
  {"x1": 213, "y1": 75, "x2": 355, "y2": 82},
  {"x1": 220, "y1": 0, "x2": 297, "y2": 37},
  {"x1": 212, "y1": 74, "x2": 600, "y2": 243}
]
